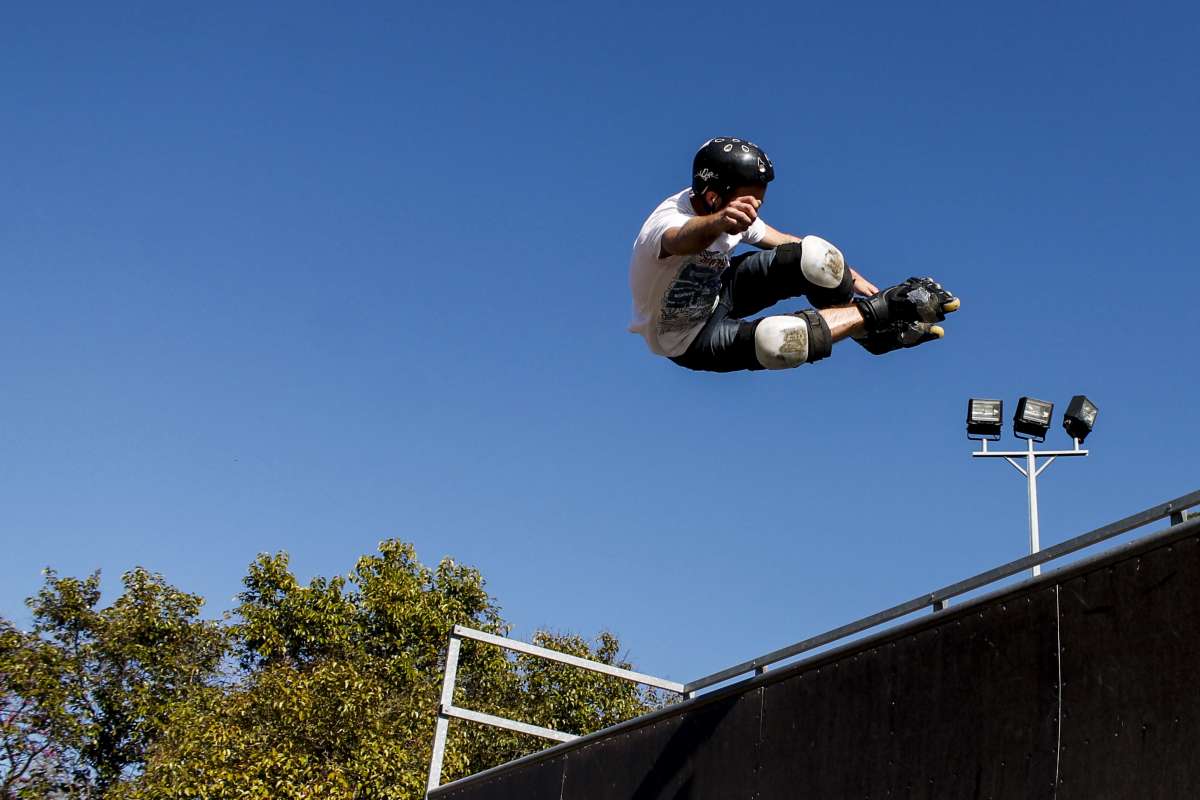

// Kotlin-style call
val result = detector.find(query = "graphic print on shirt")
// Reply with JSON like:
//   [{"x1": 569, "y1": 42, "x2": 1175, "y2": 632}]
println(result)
[{"x1": 657, "y1": 250, "x2": 728, "y2": 338}]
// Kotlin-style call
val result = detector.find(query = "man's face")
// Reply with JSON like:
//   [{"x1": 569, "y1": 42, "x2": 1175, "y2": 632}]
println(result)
[{"x1": 706, "y1": 184, "x2": 768, "y2": 211}]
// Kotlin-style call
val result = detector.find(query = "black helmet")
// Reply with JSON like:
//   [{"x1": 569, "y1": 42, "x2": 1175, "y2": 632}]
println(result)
[{"x1": 691, "y1": 137, "x2": 774, "y2": 204}]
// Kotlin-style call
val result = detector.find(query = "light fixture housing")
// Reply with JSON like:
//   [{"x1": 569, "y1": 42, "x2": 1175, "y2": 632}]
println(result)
[
  {"x1": 1062, "y1": 395, "x2": 1098, "y2": 443},
  {"x1": 1013, "y1": 397, "x2": 1054, "y2": 441},
  {"x1": 966, "y1": 398, "x2": 1003, "y2": 440}
]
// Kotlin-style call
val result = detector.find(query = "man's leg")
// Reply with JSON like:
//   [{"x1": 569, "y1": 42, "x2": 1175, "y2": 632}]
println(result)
[
  {"x1": 669, "y1": 304, "x2": 763, "y2": 373},
  {"x1": 813, "y1": 305, "x2": 866, "y2": 340},
  {"x1": 725, "y1": 236, "x2": 855, "y2": 318},
  {"x1": 671, "y1": 275, "x2": 958, "y2": 372},
  {"x1": 750, "y1": 297, "x2": 955, "y2": 369},
  {"x1": 671, "y1": 304, "x2": 867, "y2": 373},
  {"x1": 750, "y1": 306, "x2": 866, "y2": 370}
]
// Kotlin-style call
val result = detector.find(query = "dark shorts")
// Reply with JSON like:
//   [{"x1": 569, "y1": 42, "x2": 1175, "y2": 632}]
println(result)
[{"x1": 669, "y1": 248, "x2": 809, "y2": 373}]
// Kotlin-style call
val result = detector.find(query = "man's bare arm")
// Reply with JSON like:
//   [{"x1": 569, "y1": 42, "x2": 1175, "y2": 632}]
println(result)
[
  {"x1": 660, "y1": 196, "x2": 761, "y2": 257},
  {"x1": 659, "y1": 215, "x2": 728, "y2": 257},
  {"x1": 753, "y1": 222, "x2": 880, "y2": 295},
  {"x1": 754, "y1": 222, "x2": 802, "y2": 248}
]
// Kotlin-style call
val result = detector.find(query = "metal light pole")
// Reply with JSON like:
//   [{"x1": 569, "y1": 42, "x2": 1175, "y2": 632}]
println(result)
[{"x1": 970, "y1": 437, "x2": 1088, "y2": 576}]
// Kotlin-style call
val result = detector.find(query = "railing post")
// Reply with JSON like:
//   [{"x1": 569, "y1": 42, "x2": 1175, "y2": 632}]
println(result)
[{"x1": 426, "y1": 633, "x2": 462, "y2": 794}]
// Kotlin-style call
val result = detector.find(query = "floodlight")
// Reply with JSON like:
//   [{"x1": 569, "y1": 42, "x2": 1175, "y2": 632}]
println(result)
[
  {"x1": 1013, "y1": 397, "x2": 1054, "y2": 441},
  {"x1": 1062, "y1": 395, "x2": 1098, "y2": 443},
  {"x1": 966, "y1": 398, "x2": 1003, "y2": 440}
]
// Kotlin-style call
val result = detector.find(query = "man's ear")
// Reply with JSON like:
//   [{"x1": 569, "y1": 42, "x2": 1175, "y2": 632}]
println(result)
[{"x1": 705, "y1": 190, "x2": 723, "y2": 210}]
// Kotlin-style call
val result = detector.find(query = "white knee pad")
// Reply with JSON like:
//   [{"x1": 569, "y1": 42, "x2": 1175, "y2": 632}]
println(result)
[
  {"x1": 753, "y1": 311, "x2": 833, "y2": 370},
  {"x1": 799, "y1": 235, "x2": 846, "y2": 289}
]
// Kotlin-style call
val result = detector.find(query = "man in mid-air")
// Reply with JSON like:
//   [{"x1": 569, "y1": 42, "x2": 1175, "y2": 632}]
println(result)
[{"x1": 628, "y1": 137, "x2": 959, "y2": 372}]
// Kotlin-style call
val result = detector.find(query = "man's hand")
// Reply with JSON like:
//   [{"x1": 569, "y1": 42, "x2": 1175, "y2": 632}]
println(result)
[
  {"x1": 661, "y1": 195, "x2": 762, "y2": 257},
  {"x1": 850, "y1": 268, "x2": 879, "y2": 296},
  {"x1": 717, "y1": 196, "x2": 760, "y2": 235}
]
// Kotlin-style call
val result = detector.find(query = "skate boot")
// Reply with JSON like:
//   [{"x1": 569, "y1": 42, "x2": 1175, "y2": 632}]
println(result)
[
  {"x1": 855, "y1": 277, "x2": 959, "y2": 332},
  {"x1": 854, "y1": 320, "x2": 945, "y2": 355}
]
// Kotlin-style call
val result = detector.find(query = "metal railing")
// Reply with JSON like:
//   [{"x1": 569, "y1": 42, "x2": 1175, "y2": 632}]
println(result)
[
  {"x1": 427, "y1": 489, "x2": 1200, "y2": 794},
  {"x1": 425, "y1": 625, "x2": 688, "y2": 793},
  {"x1": 684, "y1": 488, "x2": 1200, "y2": 693}
]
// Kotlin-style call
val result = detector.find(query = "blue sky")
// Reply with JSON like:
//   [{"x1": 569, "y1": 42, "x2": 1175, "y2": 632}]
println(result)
[{"x1": 3, "y1": 2, "x2": 1198, "y2": 686}]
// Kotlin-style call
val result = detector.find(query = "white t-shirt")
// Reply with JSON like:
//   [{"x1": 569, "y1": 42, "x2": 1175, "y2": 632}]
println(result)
[{"x1": 628, "y1": 189, "x2": 766, "y2": 357}]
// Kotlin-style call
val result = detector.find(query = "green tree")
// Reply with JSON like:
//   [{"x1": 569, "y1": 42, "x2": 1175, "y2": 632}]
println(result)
[
  {"x1": 2, "y1": 619, "x2": 69, "y2": 798},
  {"x1": 130, "y1": 541, "x2": 664, "y2": 799},
  {"x1": 2, "y1": 542, "x2": 664, "y2": 799},
  {"x1": 0, "y1": 568, "x2": 225, "y2": 798}
]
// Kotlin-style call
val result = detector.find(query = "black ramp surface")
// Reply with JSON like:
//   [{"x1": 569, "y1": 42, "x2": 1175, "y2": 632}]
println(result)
[
  {"x1": 755, "y1": 586, "x2": 1060, "y2": 799},
  {"x1": 437, "y1": 694, "x2": 762, "y2": 800},
  {"x1": 430, "y1": 519, "x2": 1200, "y2": 800},
  {"x1": 1056, "y1": 532, "x2": 1200, "y2": 799},
  {"x1": 562, "y1": 691, "x2": 761, "y2": 800},
  {"x1": 437, "y1": 753, "x2": 565, "y2": 800}
]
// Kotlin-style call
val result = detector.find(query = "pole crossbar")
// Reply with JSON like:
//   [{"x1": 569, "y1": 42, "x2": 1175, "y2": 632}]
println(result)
[
  {"x1": 683, "y1": 489, "x2": 1200, "y2": 694},
  {"x1": 973, "y1": 449, "x2": 1088, "y2": 458}
]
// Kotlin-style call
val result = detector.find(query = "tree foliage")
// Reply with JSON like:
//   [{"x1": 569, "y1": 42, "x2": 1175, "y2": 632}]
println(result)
[
  {"x1": 1, "y1": 568, "x2": 224, "y2": 799},
  {"x1": 1, "y1": 542, "x2": 664, "y2": 799}
]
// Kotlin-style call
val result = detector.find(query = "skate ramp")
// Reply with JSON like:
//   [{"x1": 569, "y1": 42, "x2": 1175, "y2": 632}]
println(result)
[{"x1": 430, "y1": 513, "x2": 1200, "y2": 799}]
